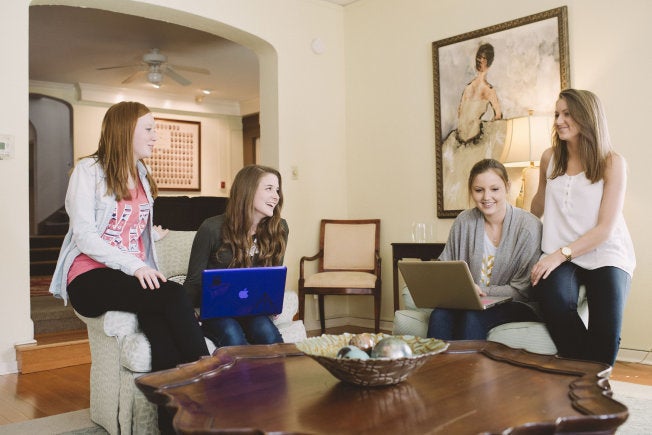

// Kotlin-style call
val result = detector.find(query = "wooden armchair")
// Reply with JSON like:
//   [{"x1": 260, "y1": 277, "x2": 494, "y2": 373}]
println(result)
[{"x1": 298, "y1": 219, "x2": 381, "y2": 334}]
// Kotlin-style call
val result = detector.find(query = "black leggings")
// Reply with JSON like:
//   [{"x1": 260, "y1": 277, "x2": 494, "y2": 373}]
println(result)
[{"x1": 68, "y1": 268, "x2": 209, "y2": 371}]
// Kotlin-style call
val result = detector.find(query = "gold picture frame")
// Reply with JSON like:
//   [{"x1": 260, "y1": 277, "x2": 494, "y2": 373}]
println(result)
[
  {"x1": 146, "y1": 118, "x2": 201, "y2": 191},
  {"x1": 433, "y1": 7, "x2": 569, "y2": 218}
]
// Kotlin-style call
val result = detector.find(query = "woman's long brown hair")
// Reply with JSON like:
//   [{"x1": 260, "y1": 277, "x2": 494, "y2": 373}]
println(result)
[
  {"x1": 549, "y1": 89, "x2": 614, "y2": 183},
  {"x1": 89, "y1": 101, "x2": 158, "y2": 200},
  {"x1": 218, "y1": 165, "x2": 286, "y2": 268}
]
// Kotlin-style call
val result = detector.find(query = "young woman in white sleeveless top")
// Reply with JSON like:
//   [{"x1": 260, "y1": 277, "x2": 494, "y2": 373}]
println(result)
[{"x1": 530, "y1": 89, "x2": 635, "y2": 366}]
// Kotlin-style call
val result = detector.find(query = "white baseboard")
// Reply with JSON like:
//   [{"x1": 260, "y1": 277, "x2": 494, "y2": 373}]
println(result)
[
  {"x1": 0, "y1": 360, "x2": 18, "y2": 375},
  {"x1": 617, "y1": 348, "x2": 652, "y2": 364}
]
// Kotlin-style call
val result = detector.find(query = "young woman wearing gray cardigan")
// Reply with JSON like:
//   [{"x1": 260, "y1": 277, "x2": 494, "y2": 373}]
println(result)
[{"x1": 427, "y1": 159, "x2": 542, "y2": 340}]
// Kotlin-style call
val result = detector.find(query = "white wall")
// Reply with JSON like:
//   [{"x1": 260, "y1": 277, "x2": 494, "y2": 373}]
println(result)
[
  {"x1": 0, "y1": 2, "x2": 31, "y2": 374},
  {"x1": 344, "y1": 0, "x2": 652, "y2": 360}
]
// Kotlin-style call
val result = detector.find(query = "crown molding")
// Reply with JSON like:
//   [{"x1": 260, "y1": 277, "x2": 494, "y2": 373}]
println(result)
[{"x1": 29, "y1": 80, "x2": 243, "y2": 116}]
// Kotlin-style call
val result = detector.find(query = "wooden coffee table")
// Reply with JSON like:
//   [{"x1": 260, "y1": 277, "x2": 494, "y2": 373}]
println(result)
[{"x1": 136, "y1": 340, "x2": 628, "y2": 434}]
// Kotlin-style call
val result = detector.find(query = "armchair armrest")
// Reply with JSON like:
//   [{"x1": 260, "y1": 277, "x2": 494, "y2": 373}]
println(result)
[
  {"x1": 299, "y1": 251, "x2": 322, "y2": 279},
  {"x1": 103, "y1": 311, "x2": 141, "y2": 337},
  {"x1": 374, "y1": 251, "x2": 382, "y2": 276}
]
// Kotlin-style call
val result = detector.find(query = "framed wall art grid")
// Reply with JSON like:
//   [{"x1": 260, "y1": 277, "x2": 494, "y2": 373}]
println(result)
[{"x1": 146, "y1": 118, "x2": 201, "y2": 191}]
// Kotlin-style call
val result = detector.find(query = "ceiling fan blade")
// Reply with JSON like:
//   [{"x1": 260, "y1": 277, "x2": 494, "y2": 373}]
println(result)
[
  {"x1": 122, "y1": 70, "x2": 146, "y2": 84},
  {"x1": 96, "y1": 64, "x2": 141, "y2": 71},
  {"x1": 169, "y1": 64, "x2": 210, "y2": 75},
  {"x1": 165, "y1": 67, "x2": 191, "y2": 86}
]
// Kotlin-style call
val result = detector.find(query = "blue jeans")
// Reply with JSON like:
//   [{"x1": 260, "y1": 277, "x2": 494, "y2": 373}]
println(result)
[
  {"x1": 427, "y1": 302, "x2": 538, "y2": 340},
  {"x1": 535, "y1": 262, "x2": 630, "y2": 366},
  {"x1": 202, "y1": 315, "x2": 283, "y2": 347}
]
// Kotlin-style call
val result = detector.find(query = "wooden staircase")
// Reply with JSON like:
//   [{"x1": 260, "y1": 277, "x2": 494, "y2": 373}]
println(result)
[
  {"x1": 21, "y1": 212, "x2": 91, "y2": 373},
  {"x1": 29, "y1": 235, "x2": 64, "y2": 276},
  {"x1": 15, "y1": 330, "x2": 90, "y2": 374}
]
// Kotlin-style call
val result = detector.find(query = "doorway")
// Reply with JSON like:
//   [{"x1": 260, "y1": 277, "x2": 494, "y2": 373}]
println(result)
[{"x1": 28, "y1": 94, "x2": 73, "y2": 236}]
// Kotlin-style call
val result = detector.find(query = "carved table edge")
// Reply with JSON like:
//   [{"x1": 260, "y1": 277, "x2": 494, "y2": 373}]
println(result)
[
  {"x1": 135, "y1": 342, "x2": 302, "y2": 404},
  {"x1": 446, "y1": 340, "x2": 629, "y2": 434}
]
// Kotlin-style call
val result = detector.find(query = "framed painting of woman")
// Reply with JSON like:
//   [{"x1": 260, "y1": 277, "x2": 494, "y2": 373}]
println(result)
[{"x1": 433, "y1": 7, "x2": 569, "y2": 217}]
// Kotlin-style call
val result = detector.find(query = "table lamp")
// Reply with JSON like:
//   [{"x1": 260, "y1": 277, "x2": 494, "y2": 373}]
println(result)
[{"x1": 501, "y1": 110, "x2": 553, "y2": 211}]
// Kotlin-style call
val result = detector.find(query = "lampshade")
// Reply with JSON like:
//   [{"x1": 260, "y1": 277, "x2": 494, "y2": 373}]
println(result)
[{"x1": 501, "y1": 111, "x2": 553, "y2": 167}]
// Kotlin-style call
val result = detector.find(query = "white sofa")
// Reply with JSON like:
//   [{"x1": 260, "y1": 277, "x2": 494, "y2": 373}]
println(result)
[
  {"x1": 76, "y1": 230, "x2": 307, "y2": 435},
  {"x1": 392, "y1": 285, "x2": 588, "y2": 355}
]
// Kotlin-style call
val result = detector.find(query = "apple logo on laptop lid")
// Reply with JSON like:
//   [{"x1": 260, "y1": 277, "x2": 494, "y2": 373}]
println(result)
[{"x1": 238, "y1": 288, "x2": 249, "y2": 299}]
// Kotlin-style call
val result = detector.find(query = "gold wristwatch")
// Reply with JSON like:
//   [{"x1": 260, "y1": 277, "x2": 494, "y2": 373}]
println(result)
[{"x1": 561, "y1": 246, "x2": 572, "y2": 261}]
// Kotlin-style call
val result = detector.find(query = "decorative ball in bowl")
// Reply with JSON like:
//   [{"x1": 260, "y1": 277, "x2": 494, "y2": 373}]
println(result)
[{"x1": 295, "y1": 333, "x2": 449, "y2": 387}]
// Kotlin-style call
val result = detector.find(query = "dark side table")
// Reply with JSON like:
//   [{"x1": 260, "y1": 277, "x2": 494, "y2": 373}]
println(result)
[{"x1": 391, "y1": 242, "x2": 445, "y2": 312}]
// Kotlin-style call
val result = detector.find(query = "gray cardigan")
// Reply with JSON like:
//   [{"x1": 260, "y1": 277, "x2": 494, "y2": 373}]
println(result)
[{"x1": 439, "y1": 205, "x2": 542, "y2": 306}]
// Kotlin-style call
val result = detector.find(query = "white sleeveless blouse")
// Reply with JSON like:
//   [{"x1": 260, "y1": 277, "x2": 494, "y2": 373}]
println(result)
[{"x1": 541, "y1": 161, "x2": 635, "y2": 276}]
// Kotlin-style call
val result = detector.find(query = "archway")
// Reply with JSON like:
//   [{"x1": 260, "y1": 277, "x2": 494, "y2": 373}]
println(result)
[
  {"x1": 29, "y1": 93, "x2": 73, "y2": 236},
  {"x1": 29, "y1": 0, "x2": 280, "y2": 167}
]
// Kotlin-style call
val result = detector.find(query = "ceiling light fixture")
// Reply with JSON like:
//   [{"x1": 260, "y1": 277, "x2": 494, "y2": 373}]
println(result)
[
  {"x1": 202, "y1": 89, "x2": 211, "y2": 95},
  {"x1": 147, "y1": 71, "x2": 163, "y2": 86}
]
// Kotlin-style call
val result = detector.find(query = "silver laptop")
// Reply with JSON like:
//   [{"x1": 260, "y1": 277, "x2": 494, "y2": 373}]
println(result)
[{"x1": 398, "y1": 260, "x2": 511, "y2": 310}]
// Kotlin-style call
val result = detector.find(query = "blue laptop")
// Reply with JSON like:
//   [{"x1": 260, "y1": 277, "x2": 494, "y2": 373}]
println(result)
[{"x1": 200, "y1": 266, "x2": 287, "y2": 320}]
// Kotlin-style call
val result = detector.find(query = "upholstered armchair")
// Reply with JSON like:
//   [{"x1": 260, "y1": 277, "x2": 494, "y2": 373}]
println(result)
[
  {"x1": 76, "y1": 230, "x2": 307, "y2": 435},
  {"x1": 298, "y1": 219, "x2": 381, "y2": 334}
]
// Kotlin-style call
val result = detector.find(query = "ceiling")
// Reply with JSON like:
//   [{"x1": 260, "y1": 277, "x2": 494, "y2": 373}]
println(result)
[{"x1": 29, "y1": 1, "x2": 359, "y2": 112}]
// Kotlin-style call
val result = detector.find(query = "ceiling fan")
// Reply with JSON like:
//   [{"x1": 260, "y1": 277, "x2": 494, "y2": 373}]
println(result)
[{"x1": 97, "y1": 48, "x2": 210, "y2": 87}]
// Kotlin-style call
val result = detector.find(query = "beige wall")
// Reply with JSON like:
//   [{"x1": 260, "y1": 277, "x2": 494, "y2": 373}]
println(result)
[
  {"x1": 344, "y1": 0, "x2": 652, "y2": 360},
  {"x1": 1, "y1": 0, "x2": 649, "y2": 372}
]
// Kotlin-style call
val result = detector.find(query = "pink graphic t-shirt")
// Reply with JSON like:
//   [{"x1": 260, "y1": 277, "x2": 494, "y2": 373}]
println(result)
[{"x1": 67, "y1": 182, "x2": 150, "y2": 284}]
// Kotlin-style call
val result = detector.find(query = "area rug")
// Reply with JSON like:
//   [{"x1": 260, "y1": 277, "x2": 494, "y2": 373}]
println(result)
[
  {"x1": 0, "y1": 409, "x2": 106, "y2": 434},
  {"x1": 0, "y1": 381, "x2": 649, "y2": 434},
  {"x1": 610, "y1": 380, "x2": 652, "y2": 434}
]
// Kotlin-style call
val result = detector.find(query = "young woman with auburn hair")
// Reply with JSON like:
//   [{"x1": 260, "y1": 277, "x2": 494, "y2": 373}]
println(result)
[{"x1": 49, "y1": 101, "x2": 209, "y2": 432}]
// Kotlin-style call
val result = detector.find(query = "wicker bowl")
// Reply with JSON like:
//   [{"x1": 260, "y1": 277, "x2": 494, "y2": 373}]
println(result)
[{"x1": 295, "y1": 333, "x2": 449, "y2": 387}]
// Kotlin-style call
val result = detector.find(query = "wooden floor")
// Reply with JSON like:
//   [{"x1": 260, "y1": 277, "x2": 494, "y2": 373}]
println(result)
[{"x1": 1, "y1": 327, "x2": 651, "y2": 426}]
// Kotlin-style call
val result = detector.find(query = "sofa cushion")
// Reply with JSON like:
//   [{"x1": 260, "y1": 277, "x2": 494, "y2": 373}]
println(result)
[
  {"x1": 487, "y1": 321, "x2": 557, "y2": 355},
  {"x1": 154, "y1": 230, "x2": 196, "y2": 278},
  {"x1": 392, "y1": 309, "x2": 432, "y2": 337}
]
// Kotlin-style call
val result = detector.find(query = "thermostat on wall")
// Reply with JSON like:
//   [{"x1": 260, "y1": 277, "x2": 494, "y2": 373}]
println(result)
[{"x1": 0, "y1": 134, "x2": 14, "y2": 160}]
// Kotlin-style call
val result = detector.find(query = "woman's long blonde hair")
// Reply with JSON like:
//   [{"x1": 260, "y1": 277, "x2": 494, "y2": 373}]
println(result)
[
  {"x1": 549, "y1": 89, "x2": 614, "y2": 183},
  {"x1": 218, "y1": 165, "x2": 286, "y2": 268},
  {"x1": 90, "y1": 101, "x2": 158, "y2": 200}
]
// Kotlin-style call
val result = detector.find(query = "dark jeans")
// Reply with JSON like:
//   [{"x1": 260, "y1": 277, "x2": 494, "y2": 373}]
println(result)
[
  {"x1": 427, "y1": 301, "x2": 539, "y2": 340},
  {"x1": 202, "y1": 315, "x2": 283, "y2": 347},
  {"x1": 535, "y1": 262, "x2": 630, "y2": 366},
  {"x1": 68, "y1": 268, "x2": 209, "y2": 371}
]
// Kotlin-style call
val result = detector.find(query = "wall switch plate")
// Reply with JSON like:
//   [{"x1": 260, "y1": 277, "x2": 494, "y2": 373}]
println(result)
[{"x1": 0, "y1": 134, "x2": 14, "y2": 160}]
